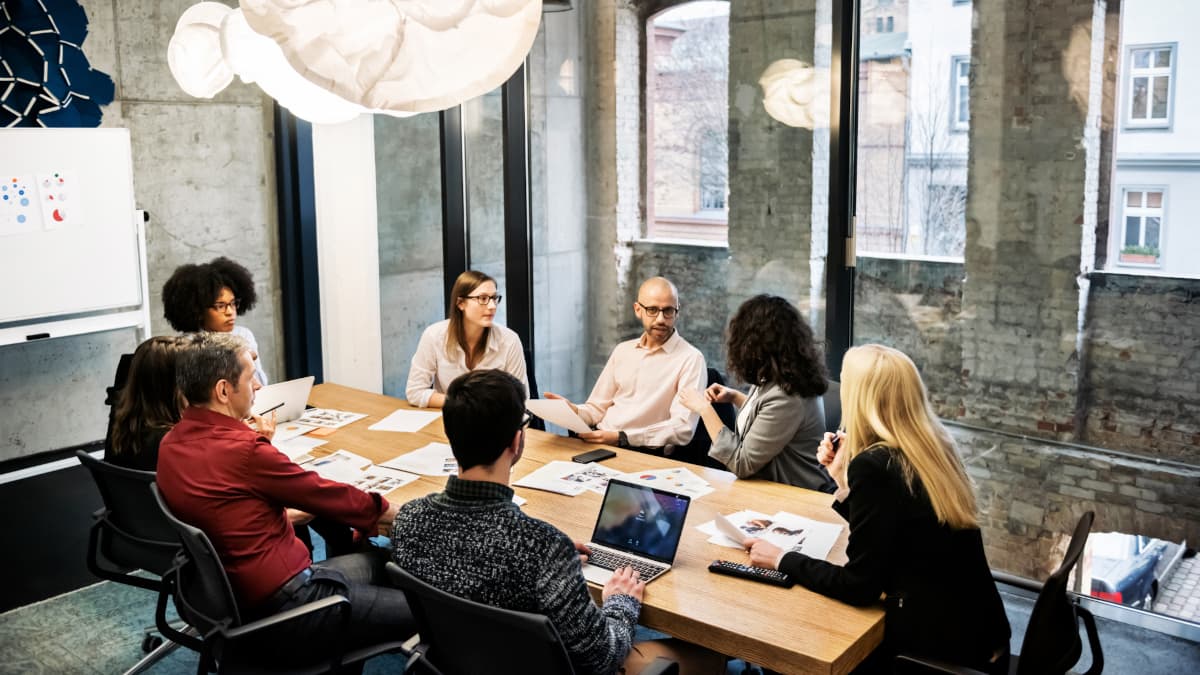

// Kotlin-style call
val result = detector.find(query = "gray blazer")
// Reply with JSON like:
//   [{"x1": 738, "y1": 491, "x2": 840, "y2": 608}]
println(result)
[{"x1": 708, "y1": 383, "x2": 836, "y2": 492}]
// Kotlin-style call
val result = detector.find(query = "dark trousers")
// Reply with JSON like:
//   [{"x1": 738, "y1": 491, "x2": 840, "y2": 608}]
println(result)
[{"x1": 247, "y1": 549, "x2": 415, "y2": 667}]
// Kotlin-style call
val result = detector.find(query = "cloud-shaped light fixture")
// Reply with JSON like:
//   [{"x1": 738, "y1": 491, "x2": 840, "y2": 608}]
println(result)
[
  {"x1": 168, "y1": 0, "x2": 542, "y2": 124},
  {"x1": 758, "y1": 59, "x2": 827, "y2": 130}
]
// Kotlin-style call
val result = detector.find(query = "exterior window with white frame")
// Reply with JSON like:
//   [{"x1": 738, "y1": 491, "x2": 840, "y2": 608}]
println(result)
[
  {"x1": 1126, "y1": 45, "x2": 1175, "y2": 128},
  {"x1": 951, "y1": 56, "x2": 970, "y2": 131},
  {"x1": 1119, "y1": 188, "x2": 1164, "y2": 266}
]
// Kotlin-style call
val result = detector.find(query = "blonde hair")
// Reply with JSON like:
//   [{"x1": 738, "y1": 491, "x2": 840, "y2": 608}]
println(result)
[
  {"x1": 840, "y1": 344, "x2": 978, "y2": 529},
  {"x1": 446, "y1": 270, "x2": 495, "y2": 369}
]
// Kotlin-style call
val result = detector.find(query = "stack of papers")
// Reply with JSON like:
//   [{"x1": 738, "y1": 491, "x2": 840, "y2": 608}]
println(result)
[
  {"x1": 368, "y1": 408, "x2": 441, "y2": 432},
  {"x1": 513, "y1": 460, "x2": 623, "y2": 496},
  {"x1": 296, "y1": 408, "x2": 368, "y2": 429},
  {"x1": 614, "y1": 467, "x2": 714, "y2": 499},
  {"x1": 380, "y1": 442, "x2": 458, "y2": 476},
  {"x1": 697, "y1": 509, "x2": 843, "y2": 561},
  {"x1": 274, "y1": 435, "x2": 327, "y2": 463},
  {"x1": 301, "y1": 449, "x2": 420, "y2": 493}
]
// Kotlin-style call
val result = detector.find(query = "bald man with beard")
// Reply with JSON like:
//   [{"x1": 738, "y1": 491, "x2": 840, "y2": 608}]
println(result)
[{"x1": 547, "y1": 277, "x2": 706, "y2": 454}]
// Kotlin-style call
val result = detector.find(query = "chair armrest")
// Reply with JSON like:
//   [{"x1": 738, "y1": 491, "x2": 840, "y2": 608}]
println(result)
[
  {"x1": 638, "y1": 656, "x2": 679, "y2": 675},
  {"x1": 221, "y1": 594, "x2": 350, "y2": 640},
  {"x1": 992, "y1": 570, "x2": 1042, "y2": 594},
  {"x1": 1077, "y1": 606, "x2": 1104, "y2": 675},
  {"x1": 894, "y1": 654, "x2": 988, "y2": 674}
]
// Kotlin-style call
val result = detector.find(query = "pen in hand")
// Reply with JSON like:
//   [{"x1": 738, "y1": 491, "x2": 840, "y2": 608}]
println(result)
[{"x1": 251, "y1": 401, "x2": 285, "y2": 419}]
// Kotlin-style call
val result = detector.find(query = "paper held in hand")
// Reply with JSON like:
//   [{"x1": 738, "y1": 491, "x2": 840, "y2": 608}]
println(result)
[{"x1": 525, "y1": 398, "x2": 592, "y2": 434}]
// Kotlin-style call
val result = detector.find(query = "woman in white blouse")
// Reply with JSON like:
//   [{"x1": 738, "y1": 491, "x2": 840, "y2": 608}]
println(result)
[{"x1": 405, "y1": 270, "x2": 529, "y2": 408}]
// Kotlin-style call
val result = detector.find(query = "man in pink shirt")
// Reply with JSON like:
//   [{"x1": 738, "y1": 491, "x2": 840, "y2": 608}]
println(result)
[{"x1": 547, "y1": 277, "x2": 706, "y2": 453}]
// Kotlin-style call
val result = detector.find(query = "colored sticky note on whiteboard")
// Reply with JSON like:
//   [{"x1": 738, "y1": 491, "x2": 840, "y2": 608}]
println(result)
[
  {"x1": 0, "y1": 174, "x2": 40, "y2": 236},
  {"x1": 37, "y1": 171, "x2": 77, "y2": 229}
]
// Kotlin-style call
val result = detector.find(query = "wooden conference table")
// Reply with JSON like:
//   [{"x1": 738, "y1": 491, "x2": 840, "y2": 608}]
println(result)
[{"x1": 307, "y1": 383, "x2": 883, "y2": 675}]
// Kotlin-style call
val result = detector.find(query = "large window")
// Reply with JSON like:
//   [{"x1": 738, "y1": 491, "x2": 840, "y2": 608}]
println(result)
[
  {"x1": 1125, "y1": 44, "x2": 1175, "y2": 128},
  {"x1": 1118, "y1": 188, "x2": 1164, "y2": 266},
  {"x1": 646, "y1": 1, "x2": 729, "y2": 243}
]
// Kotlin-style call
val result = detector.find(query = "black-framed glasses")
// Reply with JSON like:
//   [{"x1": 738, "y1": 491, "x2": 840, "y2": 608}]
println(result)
[
  {"x1": 636, "y1": 302, "x2": 679, "y2": 319},
  {"x1": 520, "y1": 410, "x2": 533, "y2": 429},
  {"x1": 464, "y1": 294, "x2": 503, "y2": 306},
  {"x1": 211, "y1": 298, "x2": 241, "y2": 313}
]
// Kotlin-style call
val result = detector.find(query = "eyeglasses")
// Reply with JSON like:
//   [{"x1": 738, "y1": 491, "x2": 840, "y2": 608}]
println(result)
[
  {"x1": 520, "y1": 410, "x2": 533, "y2": 428},
  {"x1": 636, "y1": 302, "x2": 679, "y2": 319},
  {"x1": 211, "y1": 298, "x2": 240, "y2": 313},
  {"x1": 464, "y1": 294, "x2": 503, "y2": 306}
]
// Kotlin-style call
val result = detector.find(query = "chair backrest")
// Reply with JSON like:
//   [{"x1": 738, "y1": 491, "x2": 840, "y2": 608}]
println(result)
[
  {"x1": 1015, "y1": 511, "x2": 1095, "y2": 675},
  {"x1": 822, "y1": 379, "x2": 841, "y2": 434},
  {"x1": 150, "y1": 483, "x2": 244, "y2": 633},
  {"x1": 76, "y1": 450, "x2": 179, "y2": 576},
  {"x1": 385, "y1": 562, "x2": 575, "y2": 675}
]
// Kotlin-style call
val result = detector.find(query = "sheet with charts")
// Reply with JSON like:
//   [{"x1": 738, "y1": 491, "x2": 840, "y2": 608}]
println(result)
[
  {"x1": 380, "y1": 442, "x2": 458, "y2": 476},
  {"x1": 513, "y1": 460, "x2": 623, "y2": 496},
  {"x1": 613, "y1": 466, "x2": 714, "y2": 500},
  {"x1": 301, "y1": 449, "x2": 420, "y2": 492},
  {"x1": 696, "y1": 509, "x2": 844, "y2": 561}
]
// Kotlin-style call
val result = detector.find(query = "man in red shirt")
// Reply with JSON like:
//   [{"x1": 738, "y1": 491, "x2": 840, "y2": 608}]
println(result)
[{"x1": 157, "y1": 332, "x2": 413, "y2": 665}]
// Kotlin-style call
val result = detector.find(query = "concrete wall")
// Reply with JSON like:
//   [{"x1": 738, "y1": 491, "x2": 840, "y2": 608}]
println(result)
[{"x1": 0, "y1": 0, "x2": 279, "y2": 462}]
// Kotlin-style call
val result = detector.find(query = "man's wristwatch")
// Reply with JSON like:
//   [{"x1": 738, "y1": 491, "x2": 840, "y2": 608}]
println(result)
[{"x1": 617, "y1": 431, "x2": 630, "y2": 449}]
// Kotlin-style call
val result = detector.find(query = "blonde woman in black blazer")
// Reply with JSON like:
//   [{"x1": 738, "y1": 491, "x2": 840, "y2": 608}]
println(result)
[
  {"x1": 678, "y1": 295, "x2": 835, "y2": 492},
  {"x1": 745, "y1": 344, "x2": 1011, "y2": 673}
]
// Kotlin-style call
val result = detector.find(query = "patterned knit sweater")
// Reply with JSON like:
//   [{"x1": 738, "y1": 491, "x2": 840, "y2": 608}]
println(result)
[{"x1": 390, "y1": 476, "x2": 641, "y2": 675}]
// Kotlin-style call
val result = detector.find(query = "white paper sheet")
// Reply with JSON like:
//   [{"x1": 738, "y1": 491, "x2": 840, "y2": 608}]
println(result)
[
  {"x1": 273, "y1": 422, "x2": 318, "y2": 442},
  {"x1": 368, "y1": 408, "x2": 441, "y2": 433},
  {"x1": 697, "y1": 509, "x2": 844, "y2": 561},
  {"x1": 295, "y1": 408, "x2": 367, "y2": 429},
  {"x1": 615, "y1": 466, "x2": 715, "y2": 499},
  {"x1": 380, "y1": 442, "x2": 458, "y2": 476},
  {"x1": 274, "y1": 435, "x2": 327, "y2": 461},
  {"x1": 304, "y1": 449, "x2": 372, "y2": 482},
  {"x1": 347, "y1": 466, "x2": 420, "y2": 493},
  {"x1": 525, "y1": 398, "x2": 592, "y2": 434},
  {"x1": 512, "y1": 460, "x2": 601, "y2": 496}
]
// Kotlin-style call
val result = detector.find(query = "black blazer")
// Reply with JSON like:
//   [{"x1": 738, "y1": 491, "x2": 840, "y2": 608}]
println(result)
[{"x1": 779, "y1": 447, "x2": 1010, "y2": 669}]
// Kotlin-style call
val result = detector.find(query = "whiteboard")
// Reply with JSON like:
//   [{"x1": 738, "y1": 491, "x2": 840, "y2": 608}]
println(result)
[{"x1": 0, "y1": 128, "x2": 142, "y2": 324}]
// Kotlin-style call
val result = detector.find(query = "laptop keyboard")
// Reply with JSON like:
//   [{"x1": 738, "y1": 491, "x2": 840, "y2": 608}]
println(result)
[{"x1": 588, "y1": 547, "x2": 668, "y2": 581}]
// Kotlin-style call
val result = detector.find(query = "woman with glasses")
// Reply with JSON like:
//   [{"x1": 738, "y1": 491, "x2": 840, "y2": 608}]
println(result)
[
  {"x1": 744, "y1": 345, "x2": 1010, "y2": 673},
  {"x1": 162, "y1": 256, "x2": 268, "y2": 385},
  {"x1": 678, "y1": 294, "x2": 835, "y2": 491},
  {"x1": 405, "y1": 270, "x2": 528, "y2": 408}
]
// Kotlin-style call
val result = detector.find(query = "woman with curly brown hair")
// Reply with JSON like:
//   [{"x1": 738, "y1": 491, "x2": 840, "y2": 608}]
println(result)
[
  {"x1": 162, "y1": 256, "x2": 267, "y2": 385},
  {"x1": 678, "y1": 294, "x2": 835, "y2": 491}
]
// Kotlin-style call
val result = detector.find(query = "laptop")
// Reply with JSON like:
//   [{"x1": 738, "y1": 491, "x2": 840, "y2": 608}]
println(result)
[
  {"x1": 251, "y1": 376, "x2": 315, "y2": 422},
  {"x1": 581, "y1": 479, "x2": 691, "y2": 585}
]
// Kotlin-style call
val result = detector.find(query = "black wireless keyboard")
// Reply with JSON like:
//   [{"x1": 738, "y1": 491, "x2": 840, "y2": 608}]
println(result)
[{"x1": 707, "y1": 560, "x2": 795, "y2": 588}]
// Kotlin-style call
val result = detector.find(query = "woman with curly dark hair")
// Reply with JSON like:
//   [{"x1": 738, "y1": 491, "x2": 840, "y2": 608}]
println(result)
[
  {"x1": 678, "y1": 294, "x2": 835, "y2": 491},
  {"x1": 162, "y1": 256, "x2": 267, "y2": 385}
]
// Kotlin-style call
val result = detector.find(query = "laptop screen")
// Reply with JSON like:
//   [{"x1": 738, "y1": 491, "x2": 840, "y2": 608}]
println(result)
[{"x1": 590, "y1": 479, "x2": 691, "y2": 565}]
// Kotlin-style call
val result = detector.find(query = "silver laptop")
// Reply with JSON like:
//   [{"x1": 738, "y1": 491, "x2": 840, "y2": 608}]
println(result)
[
  {"x1": 581, "y1": 479, "x2": 691, "y2": 585},
  {"x1": 252, "y1": 376, "x2": 315, "y2": 422}
]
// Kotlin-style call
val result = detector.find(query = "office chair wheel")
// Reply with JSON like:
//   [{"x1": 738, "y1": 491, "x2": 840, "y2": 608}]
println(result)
[{"x1": 142, "y1": 634, "x2": 164, "y2": 653}]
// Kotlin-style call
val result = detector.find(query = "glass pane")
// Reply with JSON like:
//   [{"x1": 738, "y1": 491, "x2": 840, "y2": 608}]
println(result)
[
  {"x1": 1131, "y1": 77, "x2": 1148, "y2": 119},
  {"x1": 1133, "y1": 49, "x2": 1151, "y2": 68},
  {"x1": 1156, "y1": 48, "x2": 1171, "y2": 67},
  {"x1": 1152, "y1": 76, "x2": 1169, "y2": 119},
  {"x1": 959, "y1": 85, "x2": 970, "y2": 123},
  {"x1": 1145, "y1": 217, "x2": 1160, "y2": 248},
  {"x1": 462, "y1": 87, "x2": 507, "y2": 326},
  {"x1": 375, "y1": 113, "x2": 445, "y2": 399},
  {"x1": 1127, "y1": 190, "x2": 1142, "y2": 207},
  {"x1": 1125, "y1": 216, "x2": 1141, "y2": 247},
  {"x1": 1146, "y1": 191, "x2": 1163, "y2": 208}
]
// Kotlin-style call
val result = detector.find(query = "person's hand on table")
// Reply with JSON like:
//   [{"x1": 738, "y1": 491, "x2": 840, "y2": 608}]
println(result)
[
  {"x1": 543, "y1": 392, "x2": 581, "y2": 416},
  {"x1": 602, "y1": 566, "x2": 646, "y2": 603},
  {"x1": 677, "y1": 387, "x2": 712, "y2": 414},
  {"x1": 578, "y1": 429, "x2": 619, "y2": 445},
  {"x1": 746, "y1": 538, "x2": 786, "y2": 570},
  {"x1": 574, "y1": 540, "x2": 592, "y2": 564}
]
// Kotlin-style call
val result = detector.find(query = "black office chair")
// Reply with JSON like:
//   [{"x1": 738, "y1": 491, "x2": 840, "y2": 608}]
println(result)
[
  {"x1": 385, "y1": 562, "x2": 678, "y2": 675},
  {"x1": 896, "y1": 511, "x2": 1103, "y2": 675},
  {"x1": 822, "y1": 379, "x2": 841, "y2": 434},
  {"x1": 149, "y1": 484, "x2": 412, "y2": 674},
  {"x1": 671, "y1": 368, "x2": 736, "y2": 469},
  {"x1": 525, "y1": 349, "x2": 546, "y2": 431},
  {"x1": 77, "y1": 450, "x2": 192, "y2": 674}
]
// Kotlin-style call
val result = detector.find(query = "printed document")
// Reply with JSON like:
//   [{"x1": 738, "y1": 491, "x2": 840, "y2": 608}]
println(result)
[{"x1": 368, "y1": 408, "x2": 441, "y2": 433}]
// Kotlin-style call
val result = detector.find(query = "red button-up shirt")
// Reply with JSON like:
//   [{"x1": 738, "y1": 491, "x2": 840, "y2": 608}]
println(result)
[{"x1": 157, "y1": 406, "x2": 388, "y2": 609}]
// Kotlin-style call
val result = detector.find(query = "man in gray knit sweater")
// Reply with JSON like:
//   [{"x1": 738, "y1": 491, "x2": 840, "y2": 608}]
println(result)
[{"x1": 390, "y1": 370, "x2": 645, "y2": 675}]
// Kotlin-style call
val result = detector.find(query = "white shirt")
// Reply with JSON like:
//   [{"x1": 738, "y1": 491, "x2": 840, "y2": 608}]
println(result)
[
  {"x1": 405, "y1": 319, "x2": 529, "y2": 408},
  {"x1": 577, "y1": 331, "x2": 706, "y2": 448},
  {"x1": 231, "y1": 325, "x2": 268, "y2": 386}
]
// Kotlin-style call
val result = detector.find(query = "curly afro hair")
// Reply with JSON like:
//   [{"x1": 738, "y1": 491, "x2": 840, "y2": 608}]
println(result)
[
  {"x1": 726, "y1": 294, "x2": 828, "y2": 398},
  {"x1": 161, "y1": 257, "x2": 259, "y2": 332}
]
